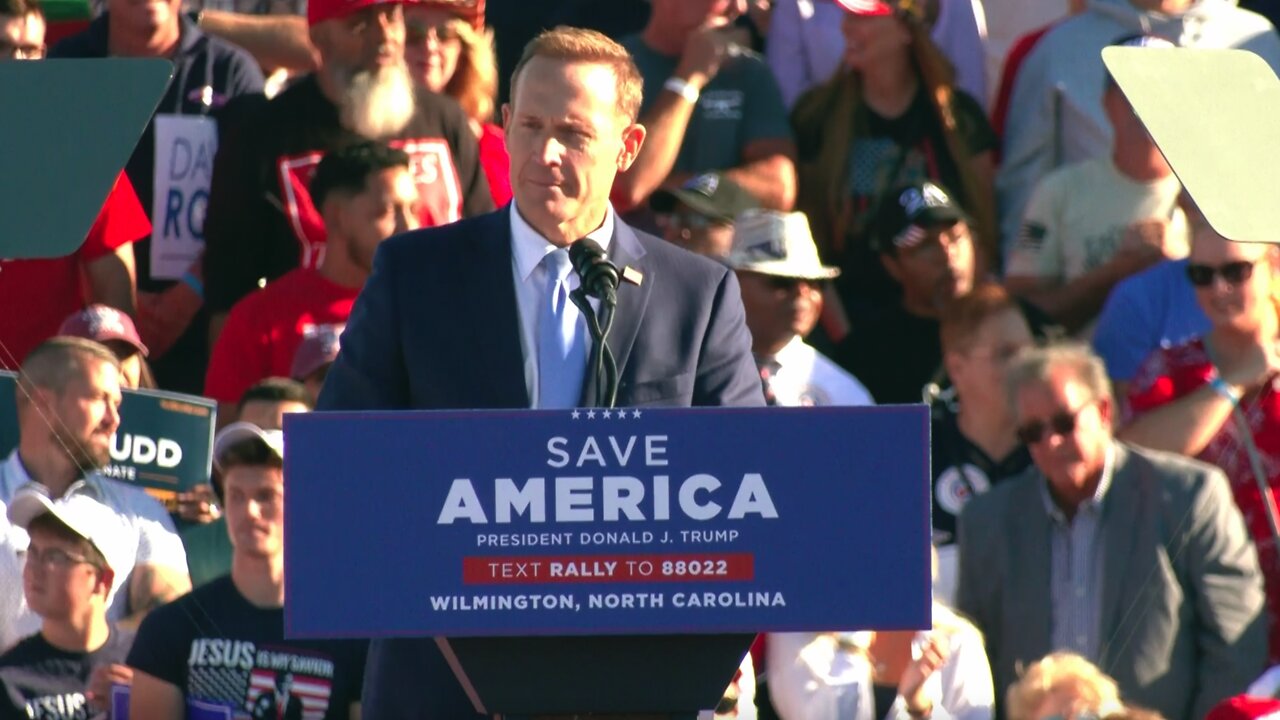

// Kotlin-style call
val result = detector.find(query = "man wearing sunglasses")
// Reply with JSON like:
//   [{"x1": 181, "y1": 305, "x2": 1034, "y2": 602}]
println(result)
[
  {"x1": 0, "y1": 489, "x2": 133, "y2": 718},
  {"x1": 955, "y1": 343, "x2": 1266, "y2": 720},
  {"x1": 726, "y1": 209, "x2": 872, "y2": 407}
]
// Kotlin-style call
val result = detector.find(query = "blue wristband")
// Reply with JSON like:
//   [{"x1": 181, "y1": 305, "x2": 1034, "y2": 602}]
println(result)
[
  {"x1": 180, "y1": 271, "x2": 204, "y2": 299},
  {"x1": 1209, "y1": 375, "x2": 1242, "y2": 406}
]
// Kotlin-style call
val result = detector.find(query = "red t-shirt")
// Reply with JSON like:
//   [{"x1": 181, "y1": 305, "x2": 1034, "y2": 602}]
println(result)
[
  {"x1": 479, "y1": 122, "x2": 512, "y2": 208},
  {"x1": 1129, "y1": 337, "x2": 1280, "y2": 662},
  {"x1": 0, "y1": 173, "x2": 149, "y2": 369},
  {"x1": 204, "y1": 268, "x2": 359, "y2": 404}
]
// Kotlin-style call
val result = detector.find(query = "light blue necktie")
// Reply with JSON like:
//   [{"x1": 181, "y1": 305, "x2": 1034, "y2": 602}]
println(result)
[{"x1": 537, "y1": 248, "x2": 587, "y2": 408}]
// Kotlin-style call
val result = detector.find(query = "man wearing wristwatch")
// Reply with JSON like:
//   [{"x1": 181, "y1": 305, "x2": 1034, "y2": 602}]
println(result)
[{"x1": 612, "y1": 0, "x2": 797, "y2": 221}]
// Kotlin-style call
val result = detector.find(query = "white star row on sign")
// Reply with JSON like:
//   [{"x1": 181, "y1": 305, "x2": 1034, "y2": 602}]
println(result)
[{"x1": 569, "y1": 409, "x2": 642, "y2": 420}]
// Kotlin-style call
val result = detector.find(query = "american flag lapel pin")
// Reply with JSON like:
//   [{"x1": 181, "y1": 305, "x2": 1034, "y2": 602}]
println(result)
[{"x1": 621, "y1": 266, "x2": 644, "y2": 286}]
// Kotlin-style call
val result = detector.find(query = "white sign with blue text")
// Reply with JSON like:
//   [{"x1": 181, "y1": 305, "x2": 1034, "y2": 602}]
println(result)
[{"x1": 151, "y1": 114, "x2": 216, "y2": 280}]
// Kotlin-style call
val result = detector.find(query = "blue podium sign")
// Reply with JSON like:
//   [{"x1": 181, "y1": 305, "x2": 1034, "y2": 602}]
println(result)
[{"x1": 284, "y1": 406, "x2": 931, "y2": 639}]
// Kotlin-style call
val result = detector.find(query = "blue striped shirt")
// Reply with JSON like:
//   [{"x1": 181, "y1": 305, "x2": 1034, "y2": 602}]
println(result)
[{"x1": 1042, "y1": 443, "x2": 1116, "y2": 662}]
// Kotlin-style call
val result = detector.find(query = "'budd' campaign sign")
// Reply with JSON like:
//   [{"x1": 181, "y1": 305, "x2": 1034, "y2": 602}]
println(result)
[
  {"x1": 286, "y1": 406, "x2": 931, "y2": 638},
  {"x1": 0, "y1": 371, "x2": 215, "y2": 507}
]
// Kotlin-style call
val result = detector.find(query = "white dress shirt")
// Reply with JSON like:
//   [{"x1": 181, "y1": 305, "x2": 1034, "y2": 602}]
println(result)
[
  {"x1": 767, "y1": 603, "x2": 994, "y2": 720},
  {"x1": 509, "y1": 203, "x2": 616, "y2": 408},
  {"x1": 0, "y1": 451, "x2": 189, "y2": 652},
  {"x1": 769, "y1": 337, "x2": 874, "y2": 407}
]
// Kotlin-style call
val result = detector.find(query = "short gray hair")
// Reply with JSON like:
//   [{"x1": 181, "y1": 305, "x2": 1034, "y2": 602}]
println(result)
[{"x1": 1005, "y1": 343, "x2": 1111, "y2": 415}]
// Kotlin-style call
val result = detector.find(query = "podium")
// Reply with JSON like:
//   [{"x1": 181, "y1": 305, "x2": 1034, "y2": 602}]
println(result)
[
  {"x1": 0, "y1": 58, "x2": 172, "y2": 258},
  {"x1": 284, "y1": 406, "x2": 933, "y2": 717}
]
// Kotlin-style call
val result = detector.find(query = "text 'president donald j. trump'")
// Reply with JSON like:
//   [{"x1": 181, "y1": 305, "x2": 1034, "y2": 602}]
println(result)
[{"x1": 316, "y1": 25, "x2": 767, "y2": 717}]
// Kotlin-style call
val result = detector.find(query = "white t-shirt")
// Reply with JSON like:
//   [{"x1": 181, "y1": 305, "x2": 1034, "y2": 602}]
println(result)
[
  {"x1": 769, "y1": 337, "x2": 874, "y2": 408},
  {"x1": 0, "y1": 452, "x2": 189, "y2": 652},
  {"x1": 1006, "y1": 156, "x2": 1189, "y2": 283}
]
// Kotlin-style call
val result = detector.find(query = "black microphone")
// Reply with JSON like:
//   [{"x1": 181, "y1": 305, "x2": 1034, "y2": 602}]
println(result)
[{"x1": 568, "y1": 238, "x2": 620, "y2": 305}]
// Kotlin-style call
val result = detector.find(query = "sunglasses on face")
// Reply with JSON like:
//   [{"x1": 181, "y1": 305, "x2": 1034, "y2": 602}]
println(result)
[
  {"x1": 761, "y1": 275, "x2": 820, "y2": 292},
  {"x1": 1016, "y1": 404, "x2": 1090, "y2": 445},
  {"x1": 1186, "y1": 260, "x2": 1255, "y2": 287}
]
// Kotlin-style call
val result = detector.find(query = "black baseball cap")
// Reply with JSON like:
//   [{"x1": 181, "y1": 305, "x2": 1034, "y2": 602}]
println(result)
[
  {"x1": 649, "y1": 173, "x2": 759, "y2": 223},
  {"x1": 870, "y1": 180, "x2": 967, "y2": 253}
]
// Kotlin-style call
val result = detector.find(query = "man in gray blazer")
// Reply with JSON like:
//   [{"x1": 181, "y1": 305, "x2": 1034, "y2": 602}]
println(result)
[{"x1": 955, "y1": 343, "x2": 1266, "y2": 720}]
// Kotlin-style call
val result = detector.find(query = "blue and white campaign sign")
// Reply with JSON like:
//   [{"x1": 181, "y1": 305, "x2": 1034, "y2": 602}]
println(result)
[
  {"x1": 284, "y1": 406, "x2": 931, "y2": 638},
  {"x1": 151, "y1": 114, "x2": 216, "y2": 280}
]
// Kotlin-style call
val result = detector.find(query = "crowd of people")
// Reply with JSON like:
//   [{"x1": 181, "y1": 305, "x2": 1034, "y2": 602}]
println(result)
[{"x1": 3, "y1": 0, "x2": 1280, "y2": 717}]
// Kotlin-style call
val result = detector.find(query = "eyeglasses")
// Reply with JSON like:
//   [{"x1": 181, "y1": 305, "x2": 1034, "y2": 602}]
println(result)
[
  {"x1": 19, "y1": 546, "x2": 96, "y2": 570},
  {"x1": 1016, "y1": 404, "x2": 1091, "y2": 445},
  {"x1": 405, "y1": 20, "x2": 462, "y2": 44},
  {"x1": 1186, "y1": 260, "x2": 1255, "y2": 287}
]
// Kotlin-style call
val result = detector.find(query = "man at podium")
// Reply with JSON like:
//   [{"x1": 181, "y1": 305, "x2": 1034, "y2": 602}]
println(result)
[{"x1": 317, "y1": 25, "x2": 765, "y2": 718}]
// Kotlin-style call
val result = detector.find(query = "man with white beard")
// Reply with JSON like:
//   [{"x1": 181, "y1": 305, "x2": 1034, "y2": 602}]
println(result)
[{"x1": 202, "y1": 0, "x2": 493, "y2": 343}]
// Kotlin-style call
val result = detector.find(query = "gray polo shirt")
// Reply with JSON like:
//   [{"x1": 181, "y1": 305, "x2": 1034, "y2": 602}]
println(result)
[{"x1": 620, "y1": 35, "x2": 794, "y2": 176}]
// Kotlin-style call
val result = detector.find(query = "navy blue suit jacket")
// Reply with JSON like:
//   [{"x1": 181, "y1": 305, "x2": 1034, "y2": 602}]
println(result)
[{"x1": 316, "y1": 206, "x2": 764, "y2": 717}]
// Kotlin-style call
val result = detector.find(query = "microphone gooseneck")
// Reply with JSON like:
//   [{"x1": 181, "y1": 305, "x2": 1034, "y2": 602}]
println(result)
[
  {"x1": 568, "y1": 238, "x2": 620, "y2": 304},
  {"x1": 568, "y1": 238, "x2": 621, "y2": 409}
]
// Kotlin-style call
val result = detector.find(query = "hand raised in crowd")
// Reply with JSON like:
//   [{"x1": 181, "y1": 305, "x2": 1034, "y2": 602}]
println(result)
[
  {"x1": 85, "y1": 662, "x2": 133, "y2": 714},
  {"x1": 176, "y1": 483, "x2": 221, "y2": 524},
  {"x1": 136, "y1": 282, "x2": 203, "y2": 359},
  {"x1": 676, "y1": 23, "x2": 738, "y2": 90},
  {"x1": 897, "y1": 635, "x2": 949, "y2": 718},
  {"x1": 1112, "y1": 217, "x2": 1178, "y2": 275}
]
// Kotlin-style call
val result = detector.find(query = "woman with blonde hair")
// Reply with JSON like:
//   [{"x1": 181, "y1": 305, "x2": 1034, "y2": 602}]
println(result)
[
  {"x1": 1121, "y1": 222, "x2": 1280, "y2": 664},
  {"x1": 790, "y1": 0, "x2": 995, "y2": 343},
  {"x1": 404, "y1": 0, "x2": 511, "y2": 205},
  {"x1": 1005, "y1": 652, "x2": 1125, "y2": 720}
]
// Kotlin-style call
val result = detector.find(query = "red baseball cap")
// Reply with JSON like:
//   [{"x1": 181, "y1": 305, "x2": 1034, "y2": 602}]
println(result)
[
  {"x1": 404, "y1": 0, "x2": 485, "y2": 29},
  {"x1": 835, "y1": 0, "x2": 894, "y2": 16},
  {"x1": 1207, "y1": 697, "x2": 1280, "y2": 720},
  {"x1": 58, "y1": 304, "x2": 148, "y2": 358},
  {"x1": 308, "y1": 0, "x2": 405, "y2": 26}
]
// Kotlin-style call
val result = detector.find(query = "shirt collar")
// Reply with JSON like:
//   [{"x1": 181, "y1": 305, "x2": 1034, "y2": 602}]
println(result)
[
  {"x1": 769, "y1": 336, "x2": 807, "y2": 368},
  {"x1": 510, "y1": 203, "x2": 616, "y2": 283},
  {"x1": 1040, "y1": 441, "x2": 1116, "y2": 523},
  {"x1": 3, "y1": 451, "x2": 101, "y2": 500}
]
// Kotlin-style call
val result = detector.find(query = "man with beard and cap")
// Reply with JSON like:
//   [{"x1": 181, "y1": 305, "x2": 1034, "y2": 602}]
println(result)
[
  {"x1": 203, "y1": 141, "x2": 418, "y2": 424},
  {"x1": 49, "y1": 0, "x2": 265, "y2": 394},
  {"x1": 202, "y1": 0, "x2": 493, "y2": 347},
  {"x1": 0, "y1": 338, "x2": 189, "y2": 652}
]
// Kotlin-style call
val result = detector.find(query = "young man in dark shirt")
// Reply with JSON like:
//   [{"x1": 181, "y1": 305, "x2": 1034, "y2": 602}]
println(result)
[
  {"x1": 0, "y1": 489, "x2": 134, "y2": 719},
  {"x1": 127, "y1": 422, "x2": 366, "y2": 719}
]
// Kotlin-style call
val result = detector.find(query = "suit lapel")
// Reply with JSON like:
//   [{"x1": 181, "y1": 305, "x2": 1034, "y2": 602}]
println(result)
[
  {"x1": 1097, "y1": 445, "x2": 1142, "y2": 669},
  {"x1": 579, "y1": 220, "x2": 651, "y2": 407},
  {"x1": 1009, "y1": 479, "x2": 1053, "y2": 660},
  {"x1": 464, "y1": 207, "x2": 530, "y2": 408}
]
